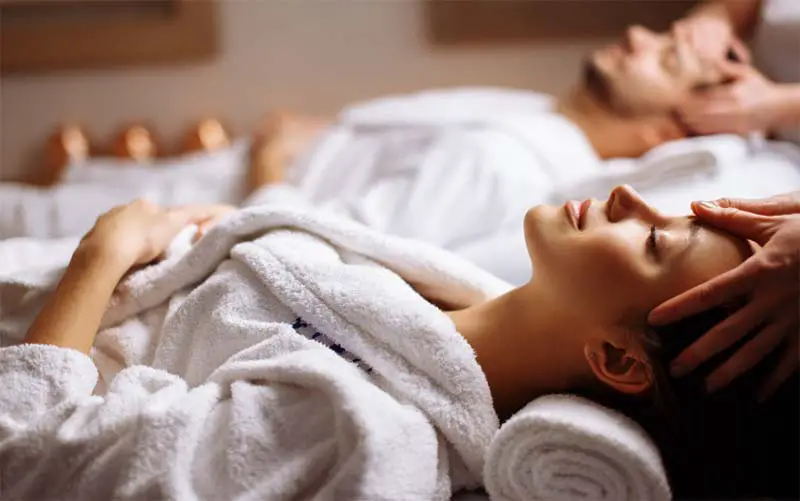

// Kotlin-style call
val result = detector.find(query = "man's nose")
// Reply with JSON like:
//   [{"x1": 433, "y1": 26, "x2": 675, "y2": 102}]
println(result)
[{"x1": 625, "y1": 25, "x2": 652, "y2": 53}]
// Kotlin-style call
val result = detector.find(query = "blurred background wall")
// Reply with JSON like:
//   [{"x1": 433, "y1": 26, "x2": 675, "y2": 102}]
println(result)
[
  {"x1": 2, "y1": 1, "x2": 693, "y2": 181},
  {"x1": 0, "y1": 1, "x2": 615, "y2": 180}
]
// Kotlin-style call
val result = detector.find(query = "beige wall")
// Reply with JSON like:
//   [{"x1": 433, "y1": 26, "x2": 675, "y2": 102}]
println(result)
[{"x1": 0, "y1": 1, "x2": 609, "y2": 181}]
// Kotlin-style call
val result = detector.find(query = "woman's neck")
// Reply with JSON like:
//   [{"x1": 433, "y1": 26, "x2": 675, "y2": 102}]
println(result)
[{"x1": 447, "y1": 281, "x2": 584, "y2": 420}]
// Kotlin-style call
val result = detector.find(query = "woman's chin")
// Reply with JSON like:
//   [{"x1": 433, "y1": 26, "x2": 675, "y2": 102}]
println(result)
[
  {"x1": 523, "y1": 205, "x2": 550, "y2": 230},
  {"x1": 523, "y1": 207, "x2": 543, "y2": 246},
  {"x1": 524, "y1": 204, "x2": 568, "y2": 239},
  {"x1": 523, "y1": 205, "x2": 557, "y2": 267}
]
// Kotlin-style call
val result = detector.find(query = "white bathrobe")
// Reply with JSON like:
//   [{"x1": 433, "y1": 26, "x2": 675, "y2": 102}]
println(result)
[
  {"x1": 0, "y1": 88, "x2": 602, "y2": 286},
  {"x1": 0, "y1": 193, "x2": 511, "y2": 500}
]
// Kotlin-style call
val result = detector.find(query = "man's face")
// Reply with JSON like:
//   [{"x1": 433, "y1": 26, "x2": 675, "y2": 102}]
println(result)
[{"x1": 585, "y1": 24, "x2": 728, "y2": 116}]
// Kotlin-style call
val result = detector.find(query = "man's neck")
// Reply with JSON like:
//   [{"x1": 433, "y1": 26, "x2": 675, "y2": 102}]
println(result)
[{"x1": 556, "y1": 89, "x2": 687, "y2": 159}]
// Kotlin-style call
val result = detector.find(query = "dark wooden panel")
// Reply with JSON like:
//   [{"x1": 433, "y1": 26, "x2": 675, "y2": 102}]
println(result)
[
  {"x1": 0, "y1": 1, "x2": 219, "y2": 74},
  {"x1": 427, "y1": 0, "x2": 699, "y2": 44}
]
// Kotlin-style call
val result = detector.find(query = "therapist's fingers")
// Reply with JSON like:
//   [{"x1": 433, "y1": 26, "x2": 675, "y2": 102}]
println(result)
[
  {"x1": 716, "y1": 193, "x2": 800, "y2": 216},
  {"x1": 691, "y1": 201, "x2": 778, "y2": 245},
  {"x1": 649, "y1": 259, "x2": 758, "y2": 325},
  {"x1": 715, "y1": 59, "x2": 752, "y2": 83},
  {"x1": 678, "y1": 96, "x2": 720, "y2": 117},
  {"x1": 684, "y1": 117, "x2": 745, "y2": 135},
  {"x1": 677, "y1": 101, "x2": 745, "y2": 135},
  {"x1": 688, "y1": 84, "x2": 738, "y2": 104},
  {"x1": 758, "y1": 336, "x2": 799, "y2": 402},
  {"x1": 670, "y1": 297, "x2": 768, "y2": 377},
  {"x1": 704, "y1": 313, "x2": 792, "y2": 392},
  {"x1": 730, "y1": 38, "x2": 751, "y2": 65}
]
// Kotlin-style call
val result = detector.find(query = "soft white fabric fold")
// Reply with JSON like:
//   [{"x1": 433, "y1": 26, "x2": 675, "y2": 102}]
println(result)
[
  {"x1": 484, "y1": 395, "x2": 671, "y2": 501},
  {"x1": 0, "y1": 201, "x2": 507, "y2": 500},
  {"x1": 549, "y1": 135, "x2": 750, "y2": 204},
  {"x1": 0, "y1": 140, "x2": 250, "y2": 239}
]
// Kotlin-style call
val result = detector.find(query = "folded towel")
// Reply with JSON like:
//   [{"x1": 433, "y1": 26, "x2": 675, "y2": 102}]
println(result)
[
  {"x1": 483, "y1": 394, "x2": 671, "y2": 501},
  {"x1": 549, "y1": 135, "x2": 750, "y2": 204}
]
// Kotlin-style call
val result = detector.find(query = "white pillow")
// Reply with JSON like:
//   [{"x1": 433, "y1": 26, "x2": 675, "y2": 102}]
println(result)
[{"x1": 61, "y1": 139, "x2": 251, "y2": 206}]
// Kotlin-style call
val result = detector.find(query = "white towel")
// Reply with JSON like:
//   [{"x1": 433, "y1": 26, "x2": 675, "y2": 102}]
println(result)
[{"x1": 483, "y1": 395, "x2": 671, "y2": 501}]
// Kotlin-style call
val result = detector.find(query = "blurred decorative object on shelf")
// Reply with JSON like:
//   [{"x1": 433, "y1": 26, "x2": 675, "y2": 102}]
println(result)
[
  {"x1": 426, "y1": 0, "x2": 698, "y2": 45},
  {"x1": 0, "y1": 0, "x2": 219, "y2": 74},
  {"x1": 41, "y1": 123, "x2": 91, "y2": 186},
  {"x1": 183, "y1": 118, "x2": 231, "y2": 154},
  {"x1": 113, "y1": 124, "x2": 160, "y2": 162}
]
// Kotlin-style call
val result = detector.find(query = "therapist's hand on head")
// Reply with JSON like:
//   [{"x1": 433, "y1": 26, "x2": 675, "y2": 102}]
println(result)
[
  {"x1": 649, "y1": 192, "x2": 800, "y2": 401},
  {"x1": 678, "y1": 62, "x2": 791, "y2": 135},
  {"x1": 674, "y1": 14, "x2": 751, "y2": 65}
]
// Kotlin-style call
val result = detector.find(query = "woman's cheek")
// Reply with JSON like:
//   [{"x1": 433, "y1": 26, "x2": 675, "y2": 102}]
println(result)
[{"x1": 570, "y1": 240, "x2": 644, "y2": 303}]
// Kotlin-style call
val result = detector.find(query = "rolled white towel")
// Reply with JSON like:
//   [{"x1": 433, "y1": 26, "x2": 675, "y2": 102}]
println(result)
[{"x1": 483, "y1": 395, "x2": 671, "y2": 501}]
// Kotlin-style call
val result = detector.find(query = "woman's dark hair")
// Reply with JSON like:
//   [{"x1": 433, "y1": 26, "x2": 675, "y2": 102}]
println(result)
[{"x1": 585, "y1": 306, "x2": 799, "y2": 500}]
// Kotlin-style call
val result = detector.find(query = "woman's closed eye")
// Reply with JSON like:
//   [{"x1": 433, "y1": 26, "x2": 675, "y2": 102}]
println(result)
[{"x1": 647, "y1": 225, "x2": 661, "y2": 260}]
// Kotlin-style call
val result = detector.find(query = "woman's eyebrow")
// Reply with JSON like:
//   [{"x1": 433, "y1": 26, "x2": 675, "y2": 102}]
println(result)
[
  {"x1": 668, "y1": 219, "x2": 702, "y2": 262},
  {"x1": 687, "y1": 219, "x2": 702, "y2": 247}
]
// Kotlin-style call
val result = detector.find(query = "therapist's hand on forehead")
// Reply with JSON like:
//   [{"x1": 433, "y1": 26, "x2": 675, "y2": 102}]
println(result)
[{"x1": 649, "y1": 191, "x2": 800, "y2": 401}]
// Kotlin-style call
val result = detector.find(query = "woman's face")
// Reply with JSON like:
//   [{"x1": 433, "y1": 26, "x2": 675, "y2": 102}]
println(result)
[{"x1": 524, "y1": 185, "x2": 749, "y2": 328}]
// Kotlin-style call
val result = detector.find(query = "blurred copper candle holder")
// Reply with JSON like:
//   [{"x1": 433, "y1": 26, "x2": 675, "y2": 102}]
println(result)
[
  {"x1": 183, "y1": 118, "x2": 231, "y2": 154},
  {"x1": 113, "y1": 124, "x2": 159, "y2": 161},
  {"x1": 42, "y1": 123, "x2": 90, "y2": 185}
]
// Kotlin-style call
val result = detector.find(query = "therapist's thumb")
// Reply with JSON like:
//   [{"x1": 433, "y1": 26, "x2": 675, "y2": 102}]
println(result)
[
  {"x1": 715, "y1": 59, "x2": 751, "y2": 82},
  {"x1": 691, "y1": 200, "x2": 776, "y2": 244}
]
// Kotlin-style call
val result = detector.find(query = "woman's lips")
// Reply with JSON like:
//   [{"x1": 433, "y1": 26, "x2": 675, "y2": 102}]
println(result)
[
  {"x1": 579, "y1": 199, "x2": 591, "y2": 229},
  {"x1": 565, "y1": 200, "x2": 581, "y2": 229}
]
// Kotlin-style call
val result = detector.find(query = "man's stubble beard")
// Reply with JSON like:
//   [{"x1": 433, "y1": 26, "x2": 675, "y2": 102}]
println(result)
[
  {"x1": 581, "y1": 58, "x2": 646, "y2": 118},
  {"x1": 581, "y1": 58, "x2": 613, "y2": 108}
]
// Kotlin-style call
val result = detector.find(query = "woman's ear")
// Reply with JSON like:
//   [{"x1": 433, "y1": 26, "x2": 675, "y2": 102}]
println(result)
[{"x1": 584, "y1": 339, "x2": 652, "y2": 395}]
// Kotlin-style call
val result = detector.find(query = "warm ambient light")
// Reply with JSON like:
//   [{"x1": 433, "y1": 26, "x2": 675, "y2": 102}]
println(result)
[
  {"x1": 113, "y1": 124, "x2": 158, "y2": 161},
  {"x1": 183, "y1": 118, "x2": 231, "y2": 153}
]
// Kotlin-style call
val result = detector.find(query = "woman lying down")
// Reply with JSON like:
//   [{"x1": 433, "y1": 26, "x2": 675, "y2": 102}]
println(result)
[{"x1": 0, "y1": 185, "x2": 791, "y2": 500}]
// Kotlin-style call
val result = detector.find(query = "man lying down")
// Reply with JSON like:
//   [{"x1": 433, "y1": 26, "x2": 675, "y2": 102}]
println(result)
[
  {"x1": 1, "y1": 23, "x2": 752, "y2": 257},
  {"x1": 0, "y1": 184, "x2": 795, "y2": 500}
]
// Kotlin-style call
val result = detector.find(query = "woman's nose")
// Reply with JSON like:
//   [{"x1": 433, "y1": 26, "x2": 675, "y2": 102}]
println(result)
[{"x1": 607, "y1": 185, "x2": 647, "y2": 222}]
